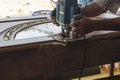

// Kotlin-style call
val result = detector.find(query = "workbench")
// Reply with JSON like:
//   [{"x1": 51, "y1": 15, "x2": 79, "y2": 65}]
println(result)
[
  {"x1": 0, "y1": 12, "x2": 120, "y2": 79},
  {"x1": 0, "y1": 30, "x2": 120, "y2": 80}
]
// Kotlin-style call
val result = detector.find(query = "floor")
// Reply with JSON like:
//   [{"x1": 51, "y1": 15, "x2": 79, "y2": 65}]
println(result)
[{"x1": 72, "y1": 70, "x2": 120, "y2": 80}]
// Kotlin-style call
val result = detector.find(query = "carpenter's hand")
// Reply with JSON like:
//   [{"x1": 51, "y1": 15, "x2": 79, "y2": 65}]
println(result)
[
  {"x1": 51, "y1": 16, "x2": 60, "y2": 26},
  {"x1": 70, "y1": 17, "x2": 94, "y2": 36}
]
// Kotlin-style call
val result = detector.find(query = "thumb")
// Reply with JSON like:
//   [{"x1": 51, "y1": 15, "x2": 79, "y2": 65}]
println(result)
[
  {"x1": 70, "y1": 20, "x2": 81, "y2": 27},
  {"x1": 73, "y1": 27, "x2": 85, "y2": 37}
]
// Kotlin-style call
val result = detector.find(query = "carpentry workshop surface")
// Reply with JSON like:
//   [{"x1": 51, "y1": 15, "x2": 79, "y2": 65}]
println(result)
[{"x1": 0, "y1": 0, "x2": 120, "y2": 80}]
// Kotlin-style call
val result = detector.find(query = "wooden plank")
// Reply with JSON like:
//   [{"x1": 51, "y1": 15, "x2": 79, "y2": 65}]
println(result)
[
  {"x1": 96, "y1": 75, "x2": 120, "y2": 80},
  {"x1": 0, "y1": 31, "x2": 120, "y2": 80}
]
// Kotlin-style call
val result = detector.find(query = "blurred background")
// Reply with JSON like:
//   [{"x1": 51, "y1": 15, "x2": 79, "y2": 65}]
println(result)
[
  {"x1": 0, "y1": 0, "x2": 94, "y2": 19},
  {"x1": 0, "y1": 0, "x2": 119, "y2": 19},
  {"x1": 0, "y1": 0, "x2": 55, "y2": 18}
]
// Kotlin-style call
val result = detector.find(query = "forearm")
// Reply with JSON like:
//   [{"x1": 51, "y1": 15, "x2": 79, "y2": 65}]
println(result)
[
  {"x1": 82, "y1": 2, "x2": 107, "y2": 17},
  {"x1": 92, "y1": 17, "x2": 120, "y2": 31}
]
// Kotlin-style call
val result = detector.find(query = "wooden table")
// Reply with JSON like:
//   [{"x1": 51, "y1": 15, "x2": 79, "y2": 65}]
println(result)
[{"x1": 0, "y1": 31, "x2": 120, "y2": 80}]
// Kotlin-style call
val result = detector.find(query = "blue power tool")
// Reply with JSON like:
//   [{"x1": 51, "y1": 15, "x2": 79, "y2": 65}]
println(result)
[
  {"x1": 56, "y1": 0, "x2": 80, "y2": 25},
  {"x1": 51, "y1": 0, "x2": 81, "y2": 42}
]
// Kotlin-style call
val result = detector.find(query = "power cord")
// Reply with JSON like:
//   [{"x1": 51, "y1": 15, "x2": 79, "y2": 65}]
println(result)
[
  {"x1": 50, "y1": 0, "x2": 56, "y2": 9},
  {"x1": 79, "y1": 36, "x2": 87, "y2": 80},
  {"x1": 79, "y1": 0, "x2": 88, "y2": 80},
  {"x1": 50, "y1": 0, "x2": 59, "y2": 9},
  {"x1": 50, "y1": 0, "x2": 88, "y2": 79}
]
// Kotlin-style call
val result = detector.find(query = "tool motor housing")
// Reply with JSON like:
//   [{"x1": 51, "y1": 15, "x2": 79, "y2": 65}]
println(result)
[
  {"x1": 51, "y1": 0, "x2": 81, "y2": 41},
  {"x1": 56, "y1": 0, "x2": 80, "y2": 26}
]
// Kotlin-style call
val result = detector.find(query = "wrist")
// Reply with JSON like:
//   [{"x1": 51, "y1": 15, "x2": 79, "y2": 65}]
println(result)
[{"x1": 89, "y1": 17, "x2": 107, "y2": 31}]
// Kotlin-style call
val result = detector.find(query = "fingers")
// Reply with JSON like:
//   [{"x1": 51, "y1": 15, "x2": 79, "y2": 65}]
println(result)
[
  {"x1": 72, "y1": 27, "x2": 85, "y2": 37},
  {"x1": 70, "y1": 17, "x2": 93, "y2": 36},
  {"x1": 70, "y1": 18, "x2": 87, "y2": 36},
  {"x1": 73, "y1": 14, "x2": 81, "y2": 19},
  {"x1": 70, "y1": 20, "x2": 81, "y2": 27}
]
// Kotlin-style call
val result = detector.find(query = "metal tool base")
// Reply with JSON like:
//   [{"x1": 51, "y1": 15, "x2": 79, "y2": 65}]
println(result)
[{"x1": 53, "y1": 34, "x2": 84, "y2": 43}]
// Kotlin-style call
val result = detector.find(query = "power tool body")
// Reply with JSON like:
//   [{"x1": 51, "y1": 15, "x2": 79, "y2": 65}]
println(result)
[{"x1": 51, "y1": 0, "x2": 82, "y2": 42}]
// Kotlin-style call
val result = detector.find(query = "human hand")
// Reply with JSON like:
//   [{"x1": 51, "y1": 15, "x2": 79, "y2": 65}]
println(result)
[{"x1": 70, "y1": 17, "x2": 94, "y2": 36}]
